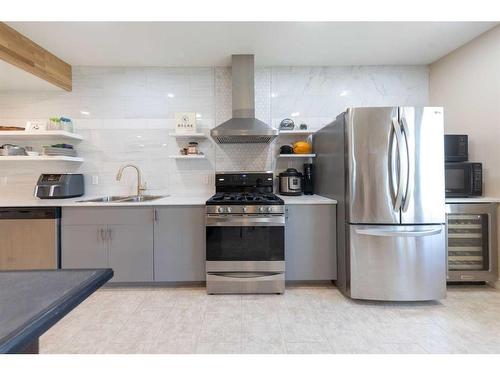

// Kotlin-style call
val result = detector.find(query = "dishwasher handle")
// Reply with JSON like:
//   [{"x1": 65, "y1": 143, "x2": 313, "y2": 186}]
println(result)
[{"x1": 0, "y1": 208, "x2": 61, "y2": 220}]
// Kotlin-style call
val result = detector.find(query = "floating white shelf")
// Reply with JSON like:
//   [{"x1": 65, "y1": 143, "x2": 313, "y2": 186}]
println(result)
[
  {"x1": 278, "y1": 130, "x2": 315, "y2": 135},
  {"x1": 169, "y1": 155, "x2": 206, "y2": 159},
  {"x1": 0, "y1": 130, "x2": 83, "y2": 141},
  {"x1": 168, "y1": 132, "x2": 207, "y2": 139},
  {"x1": 0, "y1": 156, "x2": 84, "y2": 162},
  {"x1": 278, "y1": 154, "x2": 316, "y2": 158}
]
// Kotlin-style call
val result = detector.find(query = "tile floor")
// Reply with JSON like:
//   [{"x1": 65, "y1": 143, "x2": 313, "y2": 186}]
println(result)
[{"x1": 40, "y1": 284, "x2": 500, "y2": 354}]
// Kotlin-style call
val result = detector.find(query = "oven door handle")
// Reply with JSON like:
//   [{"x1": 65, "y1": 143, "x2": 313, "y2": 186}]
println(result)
[
  {"x1": 206, "y1": 272, "x2": 284, "y2": 282},
  {"x1": 208, "y1": 272, "x2": 283, "y2": 278},
  {"x1": 206, "y1": 216, "x2": 285, "y2": 227}
]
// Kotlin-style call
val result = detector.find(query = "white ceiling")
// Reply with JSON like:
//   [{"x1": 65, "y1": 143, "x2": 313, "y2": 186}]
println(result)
[
  {"x1": 6, "y1": 22, "x2": 498, "y2": 66},
  {"x1": 0, "y1": 60, "x2": 61, "y2": 91}
]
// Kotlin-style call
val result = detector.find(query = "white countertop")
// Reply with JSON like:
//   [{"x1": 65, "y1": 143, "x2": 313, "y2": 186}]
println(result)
[
  {"x1": 0, "y1": 195, "x2": 211, "y2": 207},
  {"x1": 0, "y1": 194, "x2": 336, "y2": 207},
  {"x1": 277, "y1": 194, "x2": 337, "y2": 205},
  {"x1": 4, "y1": 195, "x2": 495, "y2": 207},
  {"x1": 446, "y1": 197, "x2": 500, "y2": 204}
]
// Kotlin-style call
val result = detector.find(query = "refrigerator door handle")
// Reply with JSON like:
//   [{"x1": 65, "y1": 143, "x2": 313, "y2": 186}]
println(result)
[
  {"x1": 401, "y1": 116, "x2": 413, "y2": 212},
  {"x1": 391, "y1": 118, "x2": 404, "y2": 212},
  {"x1": 355, "y1": 227, "x2": 442, "y2": 237}
]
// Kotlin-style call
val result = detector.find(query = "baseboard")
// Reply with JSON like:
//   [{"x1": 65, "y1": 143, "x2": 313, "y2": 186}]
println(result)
[{"x1": 103, "y1": 281, "x2": 205, "y2": 288}]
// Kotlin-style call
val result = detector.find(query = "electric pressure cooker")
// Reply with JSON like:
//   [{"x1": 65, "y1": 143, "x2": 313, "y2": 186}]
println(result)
[{"x1": 279, "y1": 168, "x2": 303, "y2": 196}]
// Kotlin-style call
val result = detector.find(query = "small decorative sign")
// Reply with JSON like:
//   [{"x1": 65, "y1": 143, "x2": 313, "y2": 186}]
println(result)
[{"x1": 175, "y1": 113, "x2": 197, "y2": 134}]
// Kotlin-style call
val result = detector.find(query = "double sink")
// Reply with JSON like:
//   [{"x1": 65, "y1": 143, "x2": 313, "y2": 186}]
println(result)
[
  {"x1": 77, "y1": 165, "x2": 168, "y2": 204},
  {"x1": 77, "y1": 195, "x2": 167, "y2": 203}
]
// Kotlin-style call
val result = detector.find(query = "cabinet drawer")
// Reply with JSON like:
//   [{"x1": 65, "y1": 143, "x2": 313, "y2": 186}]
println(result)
[{"x1": 62, "y1": 207, "x2": 153, "y2": 225}]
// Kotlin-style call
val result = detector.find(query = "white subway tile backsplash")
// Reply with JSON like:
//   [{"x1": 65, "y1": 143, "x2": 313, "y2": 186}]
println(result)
[
  {"x1": 73, "y1": 67, "x2": 148, "y2": 98},
  {"x1": 123, "y1": 96, "x2": 169, "y2": 118},
  {"x1": 0, "y1": 65, "x2": 428, "y2": 199},
  {"x1": 215, "y1": 67, "x2": 232, "y2": 125}
]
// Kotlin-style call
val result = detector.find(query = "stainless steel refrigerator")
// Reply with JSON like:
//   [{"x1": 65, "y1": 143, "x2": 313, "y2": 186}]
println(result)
[{"x1": 315, "y1": 107, "x2": 446, "y2": 301}]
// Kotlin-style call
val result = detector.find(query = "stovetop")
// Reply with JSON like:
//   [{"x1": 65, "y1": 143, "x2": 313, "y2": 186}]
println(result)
[{"x1": 206, "y1": 192, "x2": 284, "y2": 206}]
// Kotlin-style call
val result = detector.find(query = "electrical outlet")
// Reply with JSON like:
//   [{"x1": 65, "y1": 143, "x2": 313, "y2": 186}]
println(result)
[
  {"x1": 91, "y1": 175, "x2": 99, "y2": 185},
  {"x1": 203, "y1": 175, "x2": 209, "y2": 185}
]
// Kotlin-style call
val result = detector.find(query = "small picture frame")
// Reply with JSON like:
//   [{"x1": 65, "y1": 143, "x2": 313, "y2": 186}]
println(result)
[
  {"x1": 175, "y1": 113, "x2": 197, "y2": 134},
  {"x1": 25, "y1": 121, "x2": 47, "y2": 132}
]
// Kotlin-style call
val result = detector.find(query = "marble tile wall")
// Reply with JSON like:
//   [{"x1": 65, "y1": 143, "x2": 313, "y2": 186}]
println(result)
[{"x1": 0, "y1": 65, "x2": 428, "y2": 199}]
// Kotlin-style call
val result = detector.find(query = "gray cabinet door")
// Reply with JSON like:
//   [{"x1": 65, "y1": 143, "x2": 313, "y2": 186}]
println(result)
[
  {"x1": 61, "y1": 225, "x2": 108, "y2": 269},
  {"x1": 62, "y1": 207, "x2": 154, "y2": 283},
  {"x1": 285, "y1": 204, "x2": 337, "y2": 281},
  {"x1": 154, "y1": 206, "x2": 206, "y2": 282},
  {"x1": 108, "y1": 224, "x2": 154, "y2": 282}
]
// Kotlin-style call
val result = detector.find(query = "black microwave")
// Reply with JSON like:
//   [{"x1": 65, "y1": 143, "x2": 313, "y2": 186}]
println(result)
[
  {"x1": 445, "y1": 162, "x2": 482, "y2": 197},
  {"x1": 445, "y1": 134, "x2": 468, "y2": 162}
]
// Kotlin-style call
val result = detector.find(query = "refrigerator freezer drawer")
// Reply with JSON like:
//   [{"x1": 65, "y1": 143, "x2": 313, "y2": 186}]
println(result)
[{"x1": 349, "y1": 224, "x2": 446, "y2": 301}]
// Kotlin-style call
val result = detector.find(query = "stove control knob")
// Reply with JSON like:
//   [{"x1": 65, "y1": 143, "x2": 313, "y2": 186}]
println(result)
[
  {"x1": 226, "y1": 207, "x2": 232, "y2": 213},
  {"x1": 266, "y1": 207, "x2": 273, "y2": 213},
  {"x1": 242, "y1": 206, "x2": 248, "y2": 213},
  {"x1": 259, "y1": 206, "x2": 265, "y2": 213},
  {"x1": 217, "y1": 207, "x2": 224, "y2": 213}
]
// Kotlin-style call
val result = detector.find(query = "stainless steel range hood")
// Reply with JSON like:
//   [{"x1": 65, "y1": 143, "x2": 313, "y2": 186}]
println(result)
[{"x1": 211, "y1": 55, "x2": 278, "y2": 144}]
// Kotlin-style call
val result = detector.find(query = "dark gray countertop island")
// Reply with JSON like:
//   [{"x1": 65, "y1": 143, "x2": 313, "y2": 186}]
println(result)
[{"x1": 0, "y1": 269, "x2": 113, "y2": 354}]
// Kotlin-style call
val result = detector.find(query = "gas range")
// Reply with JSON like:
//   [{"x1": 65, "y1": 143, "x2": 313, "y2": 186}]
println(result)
[
  {"x1": 205, "y1": 172, "x2": 285, "y2": 294},
  {"x1": 206, "y1": 172, "x2": 284, "y2": 215},
  {"x1": 206, "y1": 192, "x2": 284, "y2": 215},
  {"x1": 206, "y1": 192, "x2": 284, "y2": 205}
]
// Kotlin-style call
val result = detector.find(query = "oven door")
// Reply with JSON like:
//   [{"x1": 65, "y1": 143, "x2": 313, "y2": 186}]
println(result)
[
  {"x1": 206, "y1": 215, "x2": 285, "y2": 262},
  {"x1": 206, "y1": 215, "x2": 285, "y2": 294},
  {"x1": 445, "y1": 163, "x2": 472, "y2": 197}
]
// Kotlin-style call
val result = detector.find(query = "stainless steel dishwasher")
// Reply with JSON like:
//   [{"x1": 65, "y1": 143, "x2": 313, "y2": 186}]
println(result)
[{"x1": 0, "y1": 208, "x2": 60, "y2": 270}]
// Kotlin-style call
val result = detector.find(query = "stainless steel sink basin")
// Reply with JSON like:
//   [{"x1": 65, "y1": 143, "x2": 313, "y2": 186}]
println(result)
[
  {"x1": 77, "y1": 195, "x2": 168, "y2": 203},
  {"x1": 120, "y1": 195, "x2": 167, "y2": 202},
  {"x1": 77, "y1": 196, "x2": 131, "y2": 203}
]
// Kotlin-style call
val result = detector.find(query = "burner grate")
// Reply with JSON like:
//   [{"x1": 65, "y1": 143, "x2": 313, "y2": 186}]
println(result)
[{"x1": 206, "y1": 192, "x2": 284, "y2": 205}]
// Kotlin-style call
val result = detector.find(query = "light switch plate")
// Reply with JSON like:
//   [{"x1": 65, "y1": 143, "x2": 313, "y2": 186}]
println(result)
[
  {"x1": 91, "y1": 175, "x2": 99, "y2": 185},
  {"x1": 26, "y1": 120, "x2": 47, "y2": 131}
]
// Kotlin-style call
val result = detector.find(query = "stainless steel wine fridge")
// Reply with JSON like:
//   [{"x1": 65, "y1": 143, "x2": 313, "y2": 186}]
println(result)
[{"x1": 446, "y1": 203, "x2": 498, "y2": 282}]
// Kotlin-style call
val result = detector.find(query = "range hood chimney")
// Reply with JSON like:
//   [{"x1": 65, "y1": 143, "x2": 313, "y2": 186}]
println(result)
[{"x1": 211, "y1": 55, "x2": 278, "y2": 144}]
